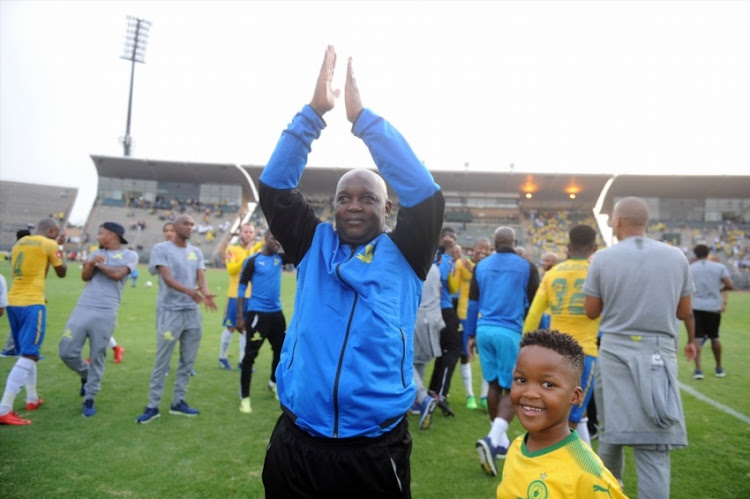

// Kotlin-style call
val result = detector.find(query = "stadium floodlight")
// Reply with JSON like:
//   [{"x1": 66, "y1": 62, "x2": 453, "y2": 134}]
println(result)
[{"x1": 120, "y1": 16, "x2": 152, "y2": 156}]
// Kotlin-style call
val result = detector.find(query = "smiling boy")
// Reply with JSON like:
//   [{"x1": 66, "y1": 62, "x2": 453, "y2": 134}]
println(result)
[{"x1": 497, "y1": 330, "x2": 627, "y2": 498}]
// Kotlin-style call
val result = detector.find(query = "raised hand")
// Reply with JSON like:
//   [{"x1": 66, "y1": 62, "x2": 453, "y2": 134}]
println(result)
[
  {"x1": 310, "y1": 45, "x2": 340, "y2": 116},
  {"x1": 345, "y1": 57, "x2": 364, "y2": 124}
]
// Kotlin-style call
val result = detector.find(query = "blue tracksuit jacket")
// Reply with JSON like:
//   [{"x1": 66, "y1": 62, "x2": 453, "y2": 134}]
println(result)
[{"x1": 259, "y1": 105, "x2": 444, "y2": 438}]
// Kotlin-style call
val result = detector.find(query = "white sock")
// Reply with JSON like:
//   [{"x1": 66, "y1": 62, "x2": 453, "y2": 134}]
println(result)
[
  {"x1": 489, "y1": 417, "x2": 510, "y2": 449},
  {"x1": 219, "y1": 329, "x2": 232, "y2": 358},
  {"x1": 575, "y1": 418, "x2": 591, "y2": 446},
  {"x1": 460, "y1": 363, "x2": 474, "y2": 397},
  {"x1": 238, "y1": 332, "x2": 246, "y2": 364},
  {"x1": 24, "y1": 360, "x2": 38, "y2": 403},
  {"x1": 0, "y1": 357, "x2": 34, "y2": 414},
  {"x1": 109, "y1": 337, "x2": 118, "y2": 348},
  {"x1": 480, "y1": 379, "x2": 489, "y2": 398}
]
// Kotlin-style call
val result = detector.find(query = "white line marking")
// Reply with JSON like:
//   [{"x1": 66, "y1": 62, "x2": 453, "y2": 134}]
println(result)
[{"x1": 679, "y1": 381, "x2": 750, "y2": 425}]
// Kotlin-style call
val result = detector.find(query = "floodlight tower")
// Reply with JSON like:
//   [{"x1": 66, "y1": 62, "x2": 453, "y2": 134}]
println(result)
[{"x1": 120, "y1": 16, "x2": 151, "y2": 156}]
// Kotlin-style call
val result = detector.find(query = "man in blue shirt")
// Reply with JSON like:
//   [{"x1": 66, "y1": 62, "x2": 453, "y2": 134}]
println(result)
[
  {"x1": 466, "y1": 226, "x2": 539, "y2": 476},
  {"x1": 259, "y1": 46, "x2": 444, "y2": 498},
  {"x1": 235, "y1": 232, "x2": 289, "y2": 413}
]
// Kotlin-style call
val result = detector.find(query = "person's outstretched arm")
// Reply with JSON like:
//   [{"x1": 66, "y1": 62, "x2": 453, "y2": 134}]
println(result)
[
  {"x1": 345, "y1": 57, "x2": 444, "y2": 279},
  {"x1": 259, "y1": 46, "x2": 341, "y2": 265}
]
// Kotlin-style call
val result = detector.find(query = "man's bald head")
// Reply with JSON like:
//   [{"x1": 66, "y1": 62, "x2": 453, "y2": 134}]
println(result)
[
  {"x1": 542, "y1": 252, "x2": 558, "y2": 271},
  {"x1": 336, "y1": 169, "x2": 388, "y2": 200},
  {"x1": 494, "y1": 226, "x2": 516, "y2": 250},
  {"x1": 36, "y1": 218, "x2": 61, "y2": 239},
  {"x1": 334, "y1": 168, "x2": 392, "y2": 246},
  {"x1": 613, "y1": 196, "x2": 649, "y2": 239}
]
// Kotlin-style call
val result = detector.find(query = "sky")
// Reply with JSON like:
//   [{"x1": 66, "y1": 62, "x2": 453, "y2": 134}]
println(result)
[{"x1": 1, "y1": 1, "x2": 749, "y2": 224}]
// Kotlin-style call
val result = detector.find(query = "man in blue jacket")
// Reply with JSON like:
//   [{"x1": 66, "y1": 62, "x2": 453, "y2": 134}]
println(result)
[
  {"x1": 260, "y1": 46, "x2": 444, "y2": 498},
  {"x1": 465, "y1": 226, "x2": 539, "y2": 477}
]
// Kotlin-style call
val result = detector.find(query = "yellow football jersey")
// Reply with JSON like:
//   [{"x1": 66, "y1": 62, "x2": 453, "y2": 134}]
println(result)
[
  {"x1": 524, "y1": 258, "x2": 600, "y2": 357},
  {"x1": 497, "y1": 432, "x2": 628, "y2": 499},
  {"x1": 8, "y1": 235, "x2": 63, "y2": 306},
  {"x1": 225, "y1": 240, "x2": 263, "y2": 298}
]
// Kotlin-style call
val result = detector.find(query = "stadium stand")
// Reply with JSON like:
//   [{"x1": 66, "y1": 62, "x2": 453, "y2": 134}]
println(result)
[
  {"x1": 8, "y1": 161, "x2": 748, "y2": 288},
  {"x1": 85, "y1": 155, "x2": 258, "y2": 264},
  {"x1": 0, "y1": 180, "x2": 78, "y2": 251}
]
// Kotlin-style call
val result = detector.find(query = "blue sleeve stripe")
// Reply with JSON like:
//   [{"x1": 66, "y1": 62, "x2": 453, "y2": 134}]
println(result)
[
  {"x1": 352, "y1": 109, "x2": 439, "y2": 208},
  {"x1": 259, "y1": 105, "x2": 326, "y2": 189}
]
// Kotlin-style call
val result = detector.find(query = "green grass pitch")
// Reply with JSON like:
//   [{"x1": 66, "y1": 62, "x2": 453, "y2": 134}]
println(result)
[{"x1": 0, "y1": 264, "x2": 748, "y2": 498}]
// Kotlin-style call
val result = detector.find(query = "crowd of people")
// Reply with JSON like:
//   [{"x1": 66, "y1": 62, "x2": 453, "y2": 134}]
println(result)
[{"x1": 1, "y1": 46, "x2": 737, "y2": 499}]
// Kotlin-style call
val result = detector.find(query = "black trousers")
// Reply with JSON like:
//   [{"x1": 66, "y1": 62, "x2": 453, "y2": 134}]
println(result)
[
  {"x1": 428, "y1": 307, "x2": 461, "y2": 398},
  {"x1": 263, "y1": 413, "x2": 412, "y2": 498},
  {"x1": 240, "y1": 310, "x2": 285, "y2": 398}
]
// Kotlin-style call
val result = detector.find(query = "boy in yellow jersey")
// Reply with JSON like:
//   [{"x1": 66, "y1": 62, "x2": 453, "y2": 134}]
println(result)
[
  {"x1": 454, "y1": 237, "x2": 491, "y2": 409},
  {"x1": 0, "y1": 218, "x2": 67, "y2": 425},
  {"x1": 498, "y1": 330, "x2": 627, "y2": 499},
  {"x1": 219, "y1": 223, "x2": 263, "y2": 370},
  {"x1": 523, "y1": 225, "x2": 599, "y2": 445}
]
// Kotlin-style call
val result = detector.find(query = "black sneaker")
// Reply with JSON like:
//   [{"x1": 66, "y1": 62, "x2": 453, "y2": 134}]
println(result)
[
  {"x1": 437, "y1": 398, "x2": 455, "y2": 417},
  {"x1": 80, "y1": 378, "x2": 87, "y2": 397}
]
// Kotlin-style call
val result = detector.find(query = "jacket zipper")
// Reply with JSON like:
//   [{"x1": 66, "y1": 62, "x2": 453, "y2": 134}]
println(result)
[{"x1": 332, "y1": 247, "x2": 359, "y2": 438}]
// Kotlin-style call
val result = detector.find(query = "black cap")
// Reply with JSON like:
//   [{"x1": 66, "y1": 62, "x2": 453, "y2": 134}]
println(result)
[{"x1": 101, "y1": 222, "x2": 128, "y2": 244}]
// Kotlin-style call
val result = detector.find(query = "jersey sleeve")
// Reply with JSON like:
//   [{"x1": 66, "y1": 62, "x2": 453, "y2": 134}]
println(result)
[
  {"x1": 583, "y1": 254, "x2": 602, "y2": 299},
  {"x1": 148, "y1": 244, "x2": 168, "y2": 274},
  {"x1": 237, "y1": 255, "x2": 256, "y2": 298},
  {"x1": 524, "y1": 273, "x2": 550, "y2": 332},
  {"x1": 225, "y1": 246, "x2": 245, "y2": 276},
  {"x1": 576, "y1": 468, "x2": 629, "y2": 499},
  {"x1": 45, "y1": 238, "x2": 63, "y2": 267},
  {"x1": 352, "y1": 109, "x2": 444, "y2": 280},
  {"x1": 259, "y1": 105, "x2": 323, "y2": 266}
]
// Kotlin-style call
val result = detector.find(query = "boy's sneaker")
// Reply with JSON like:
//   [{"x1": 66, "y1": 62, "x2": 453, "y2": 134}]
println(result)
[
  {"x1": 693, "y1": 369, "x2": 704, "y2": 380},
  {"x1": 479, "y1": 396, "x2": 488, "y2": 411},
  {"x1": 113, "y1": 345, "x2": 125, "y2": 364},
  {"x1": 136, "y1": 406, "x2": 160, "y2": 424},
  {"x1": 466, "y1": 395, "x2": 478, "y2": 410},
  {"x1": 715, "y1": 367, "x2": 726, "y2": 378},
  {"x1": 0, "y1": 348, "x2": 18, "y2": 357},
  {"x1": 25, "y1": 398, "x2": 44, "y2": 411},
  {"x1": 239, "y1": 397, "x2": 252, "y2": 414},
  {"x1": 218, "y1": 358, "x2": 232, "y2": 370},
  {"x1": 409, "y1": 401, "x2": 421, "y2": 415},
  {"x1": 419, "y1": 397, "x2": 438, "y2": 430},
  {"x1": 82, "y1": 398, "x2": 96, "y2": 417},
  {"x1": 476, "y1": 436, "x2": 507, "y2": 477},
  {"x1": 0, "y1": 411, "x2": 31, "y2": 425},
  {"x1": 169, "y1": 400, "x2": 199, "y2": 417}
]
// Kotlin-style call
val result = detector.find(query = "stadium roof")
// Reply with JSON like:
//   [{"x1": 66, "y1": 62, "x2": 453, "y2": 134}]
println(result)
[
  {"x1": 601, "y1": 174, "x2": 750, "y2": 215},
  {"x1": 242, "y1": 165, "x2": 612, "y2": 205},
  {"x1": 91, "y1": 155, "x2": 248, "y2": 185}
]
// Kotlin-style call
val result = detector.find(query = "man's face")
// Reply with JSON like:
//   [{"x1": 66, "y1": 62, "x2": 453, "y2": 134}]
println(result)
[
  {"x1": 174, "y1": 217, "x2": 194, "y2": 241},
  {"x1": 451, "y1": 245, "x2": 463, "y2": 260},
  {"x1": 96, "y1": 227, "x2": 114, "y2": 249},
  {"x1": 163, "y1": 224, "x2": 175, "y2": 241},
  {"x1": 334, "y1": 171, "x2": 391, "y2": 246},
  {"x1": 240, "y1": 224, "x2": 255, "y2": 246},
  {"x1": 473, "y1": 240, "x2": 491, "y2": 262}
]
